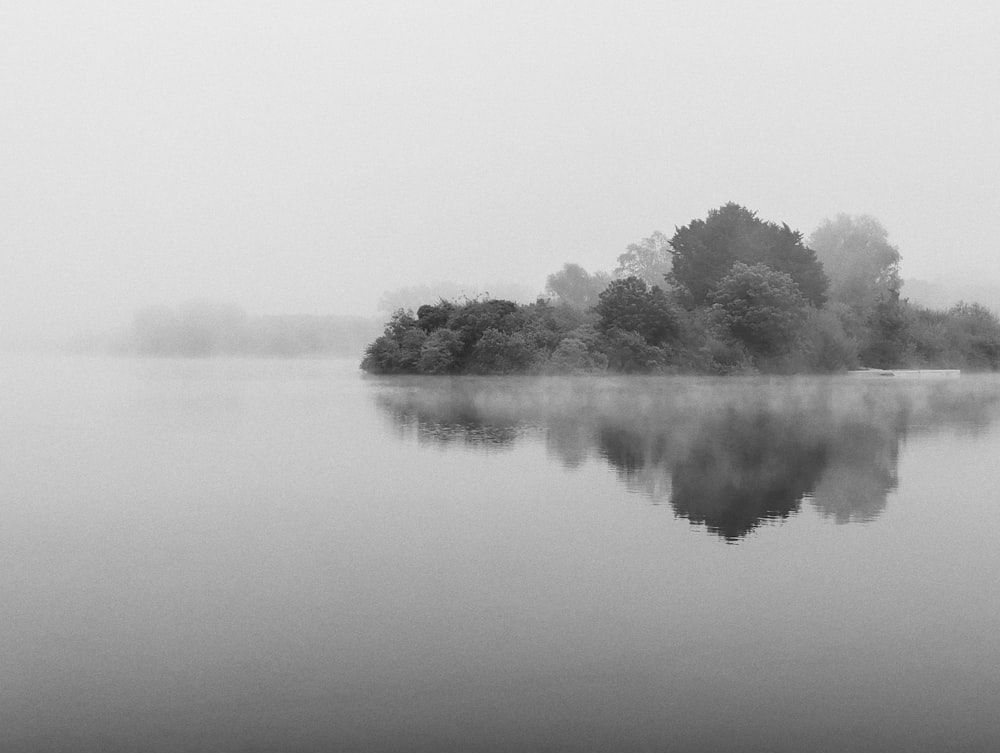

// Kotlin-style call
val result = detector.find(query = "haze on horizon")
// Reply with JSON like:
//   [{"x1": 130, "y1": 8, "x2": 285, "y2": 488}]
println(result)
[{"x1": 3, "y1": 1, "x2": 999, "y2": 344}]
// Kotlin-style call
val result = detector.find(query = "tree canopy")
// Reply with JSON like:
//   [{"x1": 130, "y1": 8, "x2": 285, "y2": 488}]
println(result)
[
  {"x1": 545, "y1": 263, "x2": 611, "y2": 309},
  {"x1": 669, "y1": 203, "x2": 828, "y2": 308},
  {"x1": 809, "y1": 213, "x2": 901, "y2": 311},
  {"x1": 614, "y1": 231, "x2": 673, "y2": 287},
  {"x1": 595, "y1": 277, "x2": 680, "y2": 348},
  {"x1": 711, "y1": 262, "x2": 809, "y2": 359}
]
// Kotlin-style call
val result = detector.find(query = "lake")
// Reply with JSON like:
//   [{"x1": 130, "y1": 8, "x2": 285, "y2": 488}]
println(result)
[{"x1": 3, "y1": 355, "x2": 1000, "y2": 752}]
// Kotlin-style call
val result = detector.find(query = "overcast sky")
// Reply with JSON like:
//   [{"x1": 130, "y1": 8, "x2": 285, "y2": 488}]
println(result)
[{"x1": 3, "y1": 1, "x2": 999, "y2": 339}]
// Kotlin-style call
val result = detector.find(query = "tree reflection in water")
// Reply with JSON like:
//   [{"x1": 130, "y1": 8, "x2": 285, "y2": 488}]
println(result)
[
  {"x1": 662, "y1": 410, "x2": 828, "y2": 541},
  {"x1": 809, "y1": 422, "x2": 899, "y2": 524},
  {"x1": 375, "y1": 381, "x2": 525, "y2": 448},
  {"x1": 370, "y1": 375, "x2": 1000, "y2": 540}
]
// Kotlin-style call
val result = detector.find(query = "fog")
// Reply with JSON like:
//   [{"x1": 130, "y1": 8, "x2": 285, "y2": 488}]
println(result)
[{"x1": 3, "y1": 1, "x2": 999, "y2": 345}]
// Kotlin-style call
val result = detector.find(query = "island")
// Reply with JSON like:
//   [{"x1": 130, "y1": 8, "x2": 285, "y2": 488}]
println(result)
[{"x1": 362, "y1": 204, "x2": 1000, "y2": 375}]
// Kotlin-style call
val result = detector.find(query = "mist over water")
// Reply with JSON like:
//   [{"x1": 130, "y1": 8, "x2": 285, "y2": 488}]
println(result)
[
  {"x1": 6, "y1": 2, "x2": 1000, "y2": 749},
  {"x1": 4, "y1": 356, "x2": 1000, "y2": 752}
]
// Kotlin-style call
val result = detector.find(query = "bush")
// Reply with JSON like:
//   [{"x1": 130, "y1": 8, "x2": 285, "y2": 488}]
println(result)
[
  {"x1": 469, "y1": 328, "x2": 541, "y2": 374},
  {"x1": 800, "y1": 308, "x2": 859, "y2": 372},
  {"x1": 360, "y1": 310, "x2": 426, "y2": 373},
  {"x1": 948, "y1": 302, "x2": 1000, "y2": 369},
  {"x1": 859, "y1": 292, "x2": 908, "y2": 368},
  {"x1": 546, "y1": 337, "x2": 608, "y2": 373},
  {"x1": 416, "y1": 300, "x2": 456, "y2": 333},
  {"x1": 595, "y1": 277, "x2": 681, "y2": 347},
  {"x1": 711, "y1": 262, "x2": 809, "y2": 362},
  {"x1": 906, "y1": 301, "x2": 1000, "y2": 370},
  {"x1": 602, "y1": 328, "x2": 670, "y2": 373},
  {"x1": 905, "y1": 305, "x2": 949, "y2": 367},
  {"x1": 418, "y1": 329, "x2": 463, "y2": 374}
]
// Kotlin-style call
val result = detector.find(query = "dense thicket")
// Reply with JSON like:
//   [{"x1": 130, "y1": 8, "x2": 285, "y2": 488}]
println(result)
[{"x1": 362, "y1": 205, "x2": 1000, "y2": 374}]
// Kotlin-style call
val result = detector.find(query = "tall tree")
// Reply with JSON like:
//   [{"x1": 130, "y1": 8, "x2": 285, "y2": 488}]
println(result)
[
  {"x1": 669, "y1": 203, "x2": 827, "y2": 307},
  {"x1": 545, "y1": 263, "x2": 611, "y2": 309},
  {"x1": 615, "y1": 231, "x2": 673, "y2": 287},
  {"x1": 809, "y1": 214, "x2": 901, "y2": 311}
]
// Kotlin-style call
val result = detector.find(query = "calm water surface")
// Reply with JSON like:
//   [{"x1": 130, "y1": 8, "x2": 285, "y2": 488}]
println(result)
[{"x1": 2, "y1": 356, "x2": 1000, "y2": 752}]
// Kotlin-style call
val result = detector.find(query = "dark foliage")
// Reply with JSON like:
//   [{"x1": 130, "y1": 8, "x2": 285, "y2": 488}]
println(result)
[
  {"x1": 595, "y1": 277, "x2": 681, "y2": 347},
  {"x1": 362, "y1": 207, "x2": 1000, "y2": 374},
  {"x1": 668, "y1": 411, "x2": 828, "y2": 541},
  {"x1": 710, "y1": 262, "x2": 809, "y2": 361},
  {"x1": 669, "y1": 203, "x2": 828, "y2": 307},
  {"x1": 415, "y1": 300, "x2": 456, "y2": 333},
  {"x1": 362, "y1": 298, "x2": 607, "y2": 375}
]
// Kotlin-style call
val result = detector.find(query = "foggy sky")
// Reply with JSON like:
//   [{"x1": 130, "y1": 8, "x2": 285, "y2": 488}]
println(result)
[{"x1": 3, "y1": 1, "x2": 999, "y2": 341}]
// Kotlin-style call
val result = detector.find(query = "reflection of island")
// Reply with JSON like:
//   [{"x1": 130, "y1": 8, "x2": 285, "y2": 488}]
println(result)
[
  {"x1": 370, "y1": 376, "x2": 1000, "y2": 540},
  {"x1": 375, "y1": 383, "x2": 524, "y2": 448},
  {"x1": 596, "y1": 408, "x2": 905, "y2": 539},
  {"x1": 663, "y1": 410, "x2": 828, "y2": 541}
]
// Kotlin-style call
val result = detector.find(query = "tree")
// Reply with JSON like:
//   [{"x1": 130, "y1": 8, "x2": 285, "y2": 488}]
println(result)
[
  {"x1": 669, "y1": 203, "x2": 827, "y2": 307},
  {"x1": 594, "y1": 276, "x2": 681, "y2": 347},
  {"x1": 945, "y1": 302, "x2": 1000, "y2": 369},
  {"x1": 547, "y1": 335, "x2": 608, "y2": 373},
  {"x1": 859, "y1": 289, "x2": 908, "y2": 368},
  {"x1": 809, "y1": 214, "x2": 901, "y2": 311},
  {"x1": 615, "y1": 231, "x2": 673, "y2": 287},
  {"x1": 601, "y1": 328, "x2": 669, "y2": 373},
  {"x1": 360, "y1": 309, "x2": 426, "y2": 373},
  {"x1": 508, "y1": 299, "x2": 593, "y2": 353},
  {"x1": 904, "y1": 301, "x2": 1000, "y2": 369},
  {"x1": 417, "y1": 329, "x2": 463, "y2": 374},
  {"x1": 799, "y1": 307, "x2": 859, "y2": 371},
  {"x1": 446, "y1": 298, "x2": 520, "y2": 360},
  {"x1": 711, "y1": 262, "x2": 809, "y2": 360},
  {"x1": 469, "y1": 328, "x2": 539, "y2": 374},
  {"x1": 545, "y1": 263, "x2": 611, "y2": 309},
  {"x1": 905, "y1": 304, "x2": 950, "y2": 367},
  {"x1": 415, "y1": 300, "x2": 456, "y2": 333}
]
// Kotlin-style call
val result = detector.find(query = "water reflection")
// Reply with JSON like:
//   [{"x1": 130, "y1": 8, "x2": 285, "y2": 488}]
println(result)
[
  {"x1": 377, "y1": 381, "x2": 526, "y2": 448},
  {"x1": 809, "y1": 422, "x2": 898, "y2": 524},
  {"x1": 370, "y1": 376, "x2": 1000, "y2": 540},
  {"x1": 667, "y1": 410, "x2": 828, "y2": 540}
]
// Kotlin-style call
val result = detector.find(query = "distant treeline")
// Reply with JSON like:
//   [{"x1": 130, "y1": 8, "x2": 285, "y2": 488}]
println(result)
[
  {"x1": 128, "y1": 301, "x2": 381, "y2": 357},
  {"x1": 363, "y1": 204, "x2": 1000, "y2": 375}
]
